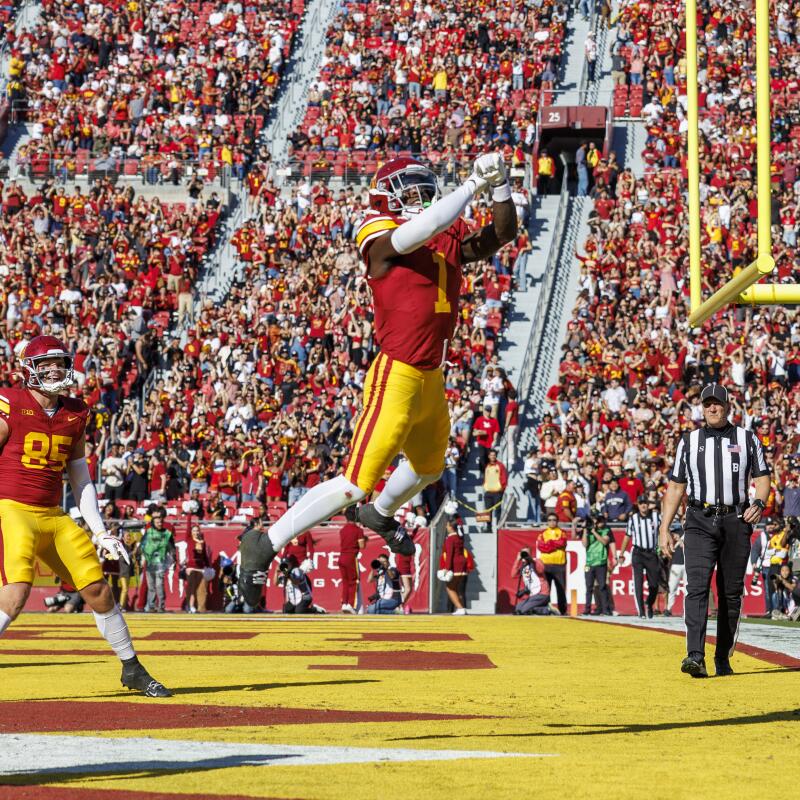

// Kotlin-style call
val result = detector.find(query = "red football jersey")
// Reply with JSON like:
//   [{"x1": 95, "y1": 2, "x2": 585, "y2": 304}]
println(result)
[
  {"x1": 356, "y1": 210, "x2": 469, "y2": 370},
  {"x1": 339, "y1": 522, "x2": 365, "y2": 555},
  {"x1": 0, "y1": 386, "x2": 88, "y2": 507}
]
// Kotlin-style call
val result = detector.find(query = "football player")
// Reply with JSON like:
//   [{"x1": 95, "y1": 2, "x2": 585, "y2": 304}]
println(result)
[
  {"x1": 0, "y1": 336, "x2": 170, "y2": 697},
  {"x1": 238, "y1": 153, "x2": 516, "y2": 605}
]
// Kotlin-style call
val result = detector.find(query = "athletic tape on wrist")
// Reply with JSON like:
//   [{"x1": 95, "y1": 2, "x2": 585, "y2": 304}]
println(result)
[{"x1": 492, "y1": 182, "x2": 512, "y2": 202}]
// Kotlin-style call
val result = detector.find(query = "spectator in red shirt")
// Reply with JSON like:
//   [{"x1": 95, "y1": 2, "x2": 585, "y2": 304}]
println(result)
[
  {"x1": 472, "y1": 406, "x2": 500, "y2": 471},
  {"x1": 619, "y1": 467, "x2": 645, "y2": 507},
  {"x1": 338, "y1": 505, "x2": 366, "y2": 613},
  {"x1": 213, "y1": 456, "x2": 242, "y2": 503},
  {"x1": 555, "y1": 480, "x2": 578, "y2": 524}
]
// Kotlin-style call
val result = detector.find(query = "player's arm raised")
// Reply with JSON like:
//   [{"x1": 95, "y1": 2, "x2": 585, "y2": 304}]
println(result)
[
  {"x1": 462, "y1": 153, "x2": 518, "y2": 264},
  {"x1": 365, "y1": 167, "x2": 489, "y2": 278},
  {"x1": 67, "y1": 433, "x2": 129, "y2": 564}
]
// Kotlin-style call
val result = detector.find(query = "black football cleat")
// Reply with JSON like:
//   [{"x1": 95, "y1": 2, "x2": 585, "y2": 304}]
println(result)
[
  {"x1": 121, "y1": 658, "x2": 172, "y2": 697},
  {"x1": 714, "y1": 657, "x2": 734, "y2": 677},
  {"x1": 357, "y1": 504, "x2": 415, "y2": 556},
  {"x1": 681, "y1": 652, "x2": 708, "y2": 678}
]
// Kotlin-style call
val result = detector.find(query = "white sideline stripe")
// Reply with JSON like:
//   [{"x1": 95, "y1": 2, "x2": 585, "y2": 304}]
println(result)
[{"x1": 0, "y1": 734, "x2": 556, "y2": 775}]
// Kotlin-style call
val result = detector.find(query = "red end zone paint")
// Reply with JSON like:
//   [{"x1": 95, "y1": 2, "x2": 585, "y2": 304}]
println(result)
[
  {"x1": 141, "y1": 632, "x2": 260, "y2": 641},
  {"x1": 329, "y1": 633, "x2": 472, "y2": 642},
  {"x1": 0, "y1": 700, "x2": 494, "y2": 733},
  {"x1": 0, "y1": 788, "x2": 299, "y2": 800},
  {"x1": 312, "y1": 650, "x2": 495, "y2": 670},
  {"x1": 0, "y1": 649, "x2": 496, "y2": 670}
]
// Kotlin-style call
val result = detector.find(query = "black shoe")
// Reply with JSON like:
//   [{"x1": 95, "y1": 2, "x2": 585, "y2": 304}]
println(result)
[
  {"x1": 681, "y1": 652, "x2": 708, "y2": 678},
  {"x1": 357, "y1": 504, "x2": 415, "y2": 556},
  {"x1": 714, "y1": 656, "x2": 734, "y2": 677},
  {"x1": 646, "y1": 605, "x2": 654, "y2": 619},
  {"x1": 121, "y1": 658, "x2": 172, "y2": 697},
  {"x1": 663, "y1": 610, "x2": 672, "y2": 617},
  {"x1": 581, "y1": 608, "x2": 591, "y2": 616}
]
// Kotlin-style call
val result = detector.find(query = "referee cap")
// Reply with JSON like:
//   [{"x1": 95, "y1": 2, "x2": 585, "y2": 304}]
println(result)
[{"x1": 700, "y1": 382, "x2": 728, "y2": 405}]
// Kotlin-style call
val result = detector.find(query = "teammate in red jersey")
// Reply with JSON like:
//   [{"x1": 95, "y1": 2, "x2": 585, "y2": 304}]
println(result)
[
  {"x1": 338, "y1": 505, "x2": 367, "y2": 613},
  {"x1": 0, "y1": 336, "x2": 170, "y2": 697},
  {"x1": 238, "y1": 154, "x2": 516, "y2": 607}
]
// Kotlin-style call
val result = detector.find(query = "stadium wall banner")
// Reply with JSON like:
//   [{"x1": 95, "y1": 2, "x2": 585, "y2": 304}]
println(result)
[
  {"x1": 496, "y1": 528, "x2": 767, "y2": 616},
  {"x1": 29, "y1": 524, "x2": 431, "y2": 613}
]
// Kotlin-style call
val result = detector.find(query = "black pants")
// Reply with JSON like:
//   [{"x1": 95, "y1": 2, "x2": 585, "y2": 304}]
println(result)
[
  {"x1": 585, "y1": 564, "x2": 610, "y2": 614},
  {"x1": 544, "y1": 564, "x2": 566, "y2": 614},
  {"x1": 632, "y1": 548, "x2": 659, "y2": 616},
  {"x1": 684, "y1": 507, "x2": 751, "y2": 658}
]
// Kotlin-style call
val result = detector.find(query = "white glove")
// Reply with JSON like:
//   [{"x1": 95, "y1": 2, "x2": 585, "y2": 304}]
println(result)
[
  {"x1": 300, "y1": 558, "x2": 314, "y2": 574},
  {"x1": 437, "y1": 569, "x2": 454, "y2": 583},
  {"x1": 93, "y1": 532, "x2": 130, "y2": 565},
  {"x1": 466, "y1": 166, "x2": 490, "y2": 197},
  {"x1": 473, "y1": 153, "x2": 507, "y2": 187}
]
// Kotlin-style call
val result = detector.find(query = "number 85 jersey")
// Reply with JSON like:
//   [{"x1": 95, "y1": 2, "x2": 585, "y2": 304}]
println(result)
[
  {"x1": 356, "y1": 211, "x2": 470, "y2": 371},
  {"x1": 0, "y1": 387, "x2": 89, "y2": 507}
]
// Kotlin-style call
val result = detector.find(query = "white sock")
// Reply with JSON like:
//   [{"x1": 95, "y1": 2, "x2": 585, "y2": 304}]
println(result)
[
  {"x1": 94, "y1": 605, "x2": 136, "y2": 661},
  {"x1": 268, "y1": 474, "x2": 366, "y2": 550},
  {"x1": 374, "y1": 461, "x2": 441, "y2": 517},
  {"x1": 0, "y1": 610, "x2": 11, "y2": 637}
]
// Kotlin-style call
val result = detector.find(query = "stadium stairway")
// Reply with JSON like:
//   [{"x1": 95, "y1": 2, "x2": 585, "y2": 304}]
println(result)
[
  {"x1": 554, "y1": 4, "x2": 594, "y2": 105},
  {"x1": 455, "y1": 194, "x2": 563, "y2": 614},
  {"x1": 499, "y1": 195, "x2": 593, "y2": 525},
  {"x1": 264, "y1": 0, "x2": 341, "y2": 178}
]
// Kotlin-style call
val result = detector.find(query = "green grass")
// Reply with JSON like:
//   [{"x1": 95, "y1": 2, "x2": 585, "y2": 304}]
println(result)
[{"x1": 742, "y1": 616, "x2": 800, "y2": 629}]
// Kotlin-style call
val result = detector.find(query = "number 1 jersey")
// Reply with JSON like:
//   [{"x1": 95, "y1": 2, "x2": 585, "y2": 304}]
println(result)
[
  {"x1": 355, "y1": 211, "x2": 469, "y2": 371},
  {"x1": 0, "y1": 387, "x2": 89, "y2": 507}
]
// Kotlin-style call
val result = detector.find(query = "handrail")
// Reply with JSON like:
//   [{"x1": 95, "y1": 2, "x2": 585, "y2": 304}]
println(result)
[{"x1": 8, "y1": 151, "x2": 245, "y2": 186}]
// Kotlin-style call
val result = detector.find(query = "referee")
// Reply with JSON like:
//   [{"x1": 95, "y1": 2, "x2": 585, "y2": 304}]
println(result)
[
  {"x1": 659, "y1": 383, "x2": 771, "y2": 678},
  {"x1": 621, "y1": 497, "x2": 660, "y2": 618}
]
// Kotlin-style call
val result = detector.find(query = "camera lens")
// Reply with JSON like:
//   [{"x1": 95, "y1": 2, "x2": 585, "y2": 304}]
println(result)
[{"x1": 370, "y1": 559, "x2": 382, "y2": 570}]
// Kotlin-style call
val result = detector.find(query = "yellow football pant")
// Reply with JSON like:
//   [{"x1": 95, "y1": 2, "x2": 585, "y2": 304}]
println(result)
[
  {"x1": 0, "y1": 499, "x2": 104, "y2": 589},
  {"x1": 345, "y1": 352, "x2": 450, "y2": 494}
]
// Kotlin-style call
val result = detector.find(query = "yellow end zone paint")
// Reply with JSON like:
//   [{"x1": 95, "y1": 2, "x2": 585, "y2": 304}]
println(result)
[{"x1": 1, "y1": 614, "x2": 797, "y2": 799}]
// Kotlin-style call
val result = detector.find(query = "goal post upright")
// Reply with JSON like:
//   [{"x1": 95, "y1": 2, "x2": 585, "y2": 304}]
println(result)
[{"x1": 685, "y1": 0, "x2": 800, "y2": 327}]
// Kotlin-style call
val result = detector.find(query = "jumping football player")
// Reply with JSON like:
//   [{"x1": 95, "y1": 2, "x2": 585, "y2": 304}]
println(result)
[
  {"x1": 0, "y1": 336, "x2": 171, "y2": 697},
  {"x1": 238, "y1": 153, "x2": 517, "y2": 605}
]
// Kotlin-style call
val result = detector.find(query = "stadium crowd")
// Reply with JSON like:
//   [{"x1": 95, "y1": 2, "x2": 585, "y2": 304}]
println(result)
[
  {"x1": 7, "y1": 0, "x2": 303, "y2": 183},
  {"x1": 287, "y1": 0, "x2": 568, "y2": 179}
]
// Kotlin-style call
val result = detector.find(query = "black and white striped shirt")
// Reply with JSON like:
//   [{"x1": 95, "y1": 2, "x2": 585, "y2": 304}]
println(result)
[
  {"x1": 669, "y1": 425, "x2": 770, "y2": 506},
  {"x1": 627, "y1": 510, "x2": 660, "y2": 550}
]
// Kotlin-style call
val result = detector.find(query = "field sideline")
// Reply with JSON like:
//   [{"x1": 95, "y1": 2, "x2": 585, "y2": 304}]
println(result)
[{"x1": 1, "y1": 613, "x2": 798, "y2": 800}]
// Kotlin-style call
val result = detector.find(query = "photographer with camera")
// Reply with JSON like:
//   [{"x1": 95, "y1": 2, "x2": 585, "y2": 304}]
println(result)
[
  {"x1": 278, "y1": 555, "x2": 324, "y2": 613},
  {"x1": 770, "y1": 564, "x2": 798, "y2": 620},
  {"x1": 581, "y1": 513, "x2": 612, "y2": 616},
  {"x1": 367, "y1": 553, "x2": 401, "y2": 614},
  {"x1": 511, "y1": 549, "x2": 551, "y2": 615},
  {"x1": 45, "y1": 579, "x2": 85, "y2": 613}
]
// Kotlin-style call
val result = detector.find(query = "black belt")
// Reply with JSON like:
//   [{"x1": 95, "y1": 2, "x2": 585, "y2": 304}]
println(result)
[
  {"x1": 633, "y1": 545, "x2": 657, "y2": 554},
  {"x1": 688, "y1": 500, "x2": 747, "y2": 515}
]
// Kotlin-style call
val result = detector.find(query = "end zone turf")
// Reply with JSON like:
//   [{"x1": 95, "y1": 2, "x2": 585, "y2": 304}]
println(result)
[{"x1": 1, "y1": 613, "x2": 798, "y2": 799}]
